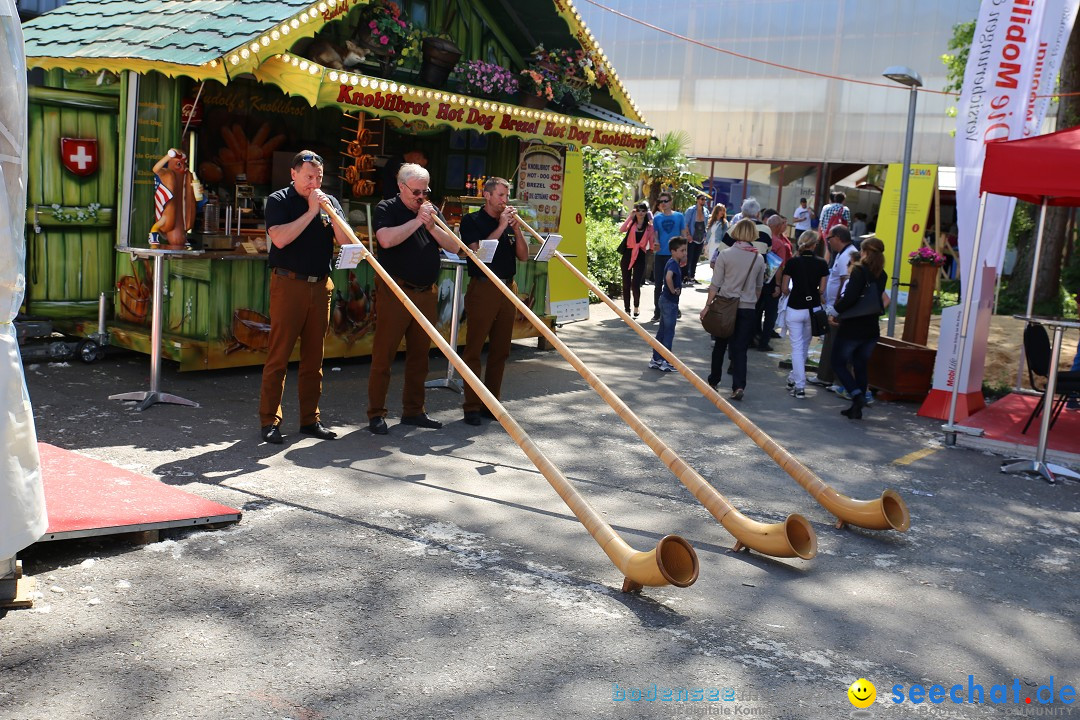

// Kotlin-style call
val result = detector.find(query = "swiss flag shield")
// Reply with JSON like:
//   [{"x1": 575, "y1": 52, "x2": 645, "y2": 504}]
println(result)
[{"x1": 60, "y1": 138, "x2": 99, "y2": 177}]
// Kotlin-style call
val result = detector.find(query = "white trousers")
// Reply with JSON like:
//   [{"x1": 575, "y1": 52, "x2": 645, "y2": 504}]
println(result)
[{"x1": 785, "y1": 307, "x2": 813, "y2": 389}]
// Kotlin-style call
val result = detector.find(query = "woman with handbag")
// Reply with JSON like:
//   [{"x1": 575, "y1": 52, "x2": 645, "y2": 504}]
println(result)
[
  {"x1": 829, "y1": 237, "x2": 890, "y2": 419},
  {"x1": 700, "y1": 219, "x2": 765, "y2": 401},
  {"x1": 617, "y1": 202, "x2": 656, "y2": 317},
  {"x1": 777, "y1": 231, "x2": 828, "y2": 399}
]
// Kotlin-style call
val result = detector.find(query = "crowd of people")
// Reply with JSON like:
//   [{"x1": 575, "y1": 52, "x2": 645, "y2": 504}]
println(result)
[
  {"x1": 617, "y1": 191, "x2": 889, "y2": 418},
  {"x1": 258, "y1": 160, "x2": 894, "y2": 445}
]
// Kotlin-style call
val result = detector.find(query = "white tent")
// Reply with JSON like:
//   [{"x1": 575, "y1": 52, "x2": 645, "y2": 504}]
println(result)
[{"x1": 0, "y1": 0, "x2": 46, "y2": 574}]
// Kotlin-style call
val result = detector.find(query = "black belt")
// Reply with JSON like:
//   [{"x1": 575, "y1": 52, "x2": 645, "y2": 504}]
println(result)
[
  {"x1": 273, "y1": 268, "x2": 327, "y2": 283},
  {"x1": 396, "y1": 278, "x2": 434, "y2": 292}
]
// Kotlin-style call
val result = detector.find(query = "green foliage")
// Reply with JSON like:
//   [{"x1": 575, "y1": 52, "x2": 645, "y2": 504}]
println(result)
[
  {"x1": 941, "y1": 20, "x2": 975, "y2": 123},
  {"x1": 582, "y1": 147, "x2": 628, "y2": 221},
  {"x1": 942, "y1": 20, "x2": 975, "y2": 95},
  {"x1": 585, "y1": 216, "x2": 625, "y2": 302},
  {"x1": 982, "y1": 378, "x2": 1014, "y2": 402},
  {"x1": 622, "y1": 130, "x2": 706, "y2": 208}
]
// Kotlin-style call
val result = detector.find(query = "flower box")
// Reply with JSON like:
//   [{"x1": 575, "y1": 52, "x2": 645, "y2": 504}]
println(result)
[{"x1": 869, "y1": 336, "x2": 937, "y2": 401}]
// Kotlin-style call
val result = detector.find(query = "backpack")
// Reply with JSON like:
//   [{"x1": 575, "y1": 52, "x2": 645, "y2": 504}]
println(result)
[{"x1": 822, "y1": 205, "x2": 848, "y2": 239}]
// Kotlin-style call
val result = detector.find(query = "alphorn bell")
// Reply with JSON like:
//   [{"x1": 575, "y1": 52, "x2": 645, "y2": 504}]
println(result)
[
  {"x1": 534, "y1": 223, "x2": 909, "y2": 533},
  {"x1": 321, "y1": 202, "x2": 699, "y2": 592},
  {"x1": 434, "y1": 214, "x2": 816, "y2": 560}
]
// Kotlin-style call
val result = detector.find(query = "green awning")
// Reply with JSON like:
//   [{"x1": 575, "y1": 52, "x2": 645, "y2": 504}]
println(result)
[{"x1": 23, "y1": 0, "x2": 647, "y2": 127}]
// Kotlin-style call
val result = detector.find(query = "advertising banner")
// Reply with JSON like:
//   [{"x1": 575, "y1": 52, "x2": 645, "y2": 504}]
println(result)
[
  {"x1": 924, "y1": 0, "x2": 1079, "y2": 420},
  {"x1": 519, "y1": 144, "x2": 564, "y2": 234},
  {"x1": 875, "y1": 164, "x2": 937, "y2": 297},
  {"x1": 547, "y1": 148, "x2": 589, "y2": 323}
]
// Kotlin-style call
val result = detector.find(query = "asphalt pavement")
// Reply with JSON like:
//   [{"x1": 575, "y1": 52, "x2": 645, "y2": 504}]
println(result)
[{"x1": 3, "y1": 274, "x2": 1078, "y2": 720}]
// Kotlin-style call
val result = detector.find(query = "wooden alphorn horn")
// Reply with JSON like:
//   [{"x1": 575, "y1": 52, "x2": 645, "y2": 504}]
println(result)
[
  {"x1": 525, "y1": 220, "x2": 909, "y2": 534},
  {"x1": 322, "y1": 202, "x2": 699, "y2": 592},
  {"x1": 435, "y1": 214, "x2": 816, "y2": 559}
]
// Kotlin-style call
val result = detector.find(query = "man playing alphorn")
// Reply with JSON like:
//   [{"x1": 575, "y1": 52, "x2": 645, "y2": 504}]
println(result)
[
  {"x1": 460, "y1": 177, "x2": 529, "y2": 425},
  {"x1": 366, "y1": 163, "x2": 460, "y2": 435}
]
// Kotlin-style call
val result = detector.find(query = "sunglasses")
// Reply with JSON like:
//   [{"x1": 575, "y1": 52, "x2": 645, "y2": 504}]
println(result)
[
  {"x1": 659, "y1": 198, "x2": 671, "y2": 203},
  {"x1": 402, "y1": 185, "x2": 431, "y2": 197},
  {"x1": 299, "y1": 153, "x2": 323, "y2": 165}
]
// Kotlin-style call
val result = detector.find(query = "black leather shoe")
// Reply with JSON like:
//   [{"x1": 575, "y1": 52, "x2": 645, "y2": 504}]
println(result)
[
  {"x1": 368, "y1": 417, "x2": 389, "y2": 435},
  {"x1": 299, "y1": 421, "x2": 337, "y2": 440},
  {"x1": 480, "y1": 407, "x2": 497, "y2": 420},
  {"x1": 463, "y1": 411, "x2": 483, "y2": 426},
  {"x1": 401, "y1": 413, "x2": 443, "y2": 429},
  {"x1": 260, "y1": 424, "x2": 284, "y2": 444}
]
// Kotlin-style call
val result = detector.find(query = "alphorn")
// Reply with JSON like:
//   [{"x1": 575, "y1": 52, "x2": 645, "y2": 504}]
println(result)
[
  {"x1": 533, "y1": 224, "x2": 910, "y2": 534},
  {"x1": 322, "y1": 202, "x2": 699, "y2": 592},
  {"x1": 434, "y1": 214, "x2": 816, "y2": 560}
]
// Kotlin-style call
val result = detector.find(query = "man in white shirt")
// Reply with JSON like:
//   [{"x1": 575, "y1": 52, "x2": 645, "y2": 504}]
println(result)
[
  {"x1": 814, "y1": 225, "x2": 858, "y2": 389},
  {"x1": 792, "y1": 197, "x2": 813, "y2": 237}
]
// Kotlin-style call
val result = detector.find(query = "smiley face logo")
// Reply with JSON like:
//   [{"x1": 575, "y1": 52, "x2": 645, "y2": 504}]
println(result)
[{"x1": 847, "y1": 678, "x2": 876, "y2": 709}]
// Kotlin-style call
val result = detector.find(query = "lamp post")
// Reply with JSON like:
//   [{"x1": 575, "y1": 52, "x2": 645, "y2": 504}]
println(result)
[{"x1": 882, "y1": 66, "x2": 923, "y2": 337}]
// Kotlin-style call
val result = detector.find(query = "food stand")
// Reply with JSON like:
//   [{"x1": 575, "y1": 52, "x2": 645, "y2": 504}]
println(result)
[{"x1": 21, "y1": 0, "x2": 652, "y2": 371}]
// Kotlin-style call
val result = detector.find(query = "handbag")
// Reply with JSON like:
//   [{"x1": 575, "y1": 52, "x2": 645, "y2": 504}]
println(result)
[
  {"x1": 701, "y1": 294, "x2": 740, "y2": 338},
  {"x1": 809, "y1": 306, "x2": 829, "y2": 336},
  {"x1": 701, "y1": 254, "x2": 757, "y2": 338},
  {"x1": 838, "y1": 274, "x2": 883, "y2": 320}
]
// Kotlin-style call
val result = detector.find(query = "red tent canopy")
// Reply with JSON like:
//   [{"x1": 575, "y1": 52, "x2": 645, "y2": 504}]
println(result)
[{"x1": 980, "y1": 124, "x2": 1080, "y2": 205}]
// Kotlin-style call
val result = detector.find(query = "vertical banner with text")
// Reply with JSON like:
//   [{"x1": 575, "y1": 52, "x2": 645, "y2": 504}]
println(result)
[
  {"x1": 547, "y1": 148, "x2": 588, "y2": 323},
  {"x1": 875, "y1": 164, "x2": 937, "y2": 299},
  {"x1": 923, "y1": 0, "x2": 1079, "y2": 420}
]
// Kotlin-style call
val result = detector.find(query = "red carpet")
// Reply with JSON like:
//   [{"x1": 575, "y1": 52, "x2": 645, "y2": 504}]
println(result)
[
  {"x1": 957, "y1": 393, "x2": 1080, "y2": 462},
  {"x1": 37, "y1": 443, "x2": 241, "y2": 541}
]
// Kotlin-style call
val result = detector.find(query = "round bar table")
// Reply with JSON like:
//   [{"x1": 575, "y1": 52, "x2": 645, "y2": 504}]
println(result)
[{"x1": 109, "y1": 246, "x2": 202, "y2": 411}]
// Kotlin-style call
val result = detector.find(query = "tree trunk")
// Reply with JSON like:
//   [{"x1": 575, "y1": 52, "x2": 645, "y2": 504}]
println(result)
[{"x1": 1034, "y1": 19, "x2": 1080, "y2": 307}]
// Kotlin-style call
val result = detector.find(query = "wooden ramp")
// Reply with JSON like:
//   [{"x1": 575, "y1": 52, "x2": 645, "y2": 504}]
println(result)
[{"x1": 36, "y1": 443, "x2": 241, "y2": 542}]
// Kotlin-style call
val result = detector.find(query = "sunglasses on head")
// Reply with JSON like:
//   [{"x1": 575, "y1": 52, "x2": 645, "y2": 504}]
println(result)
[{"x1": 300, "y1": 153, "x2": 323, "y2": 165}]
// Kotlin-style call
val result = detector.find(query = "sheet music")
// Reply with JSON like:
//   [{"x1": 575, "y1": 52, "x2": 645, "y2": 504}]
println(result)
[
  {"x1": 475, "y1": 239, "x2": 499, "y2": 263},
  {"x1": 335, "y1": 243, "x2": 366, "y2": 270},
  {"x1": 533, "y1": 233, "x2": 562, "y2": 262}
]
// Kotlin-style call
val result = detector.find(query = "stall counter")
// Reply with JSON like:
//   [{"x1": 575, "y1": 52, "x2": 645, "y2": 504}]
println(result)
[{"x1": 84, "y1": 245, "x2": 552, "y2": 371}]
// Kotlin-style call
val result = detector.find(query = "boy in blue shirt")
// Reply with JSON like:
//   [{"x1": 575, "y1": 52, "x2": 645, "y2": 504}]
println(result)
[
  {"x1": 649, "y1": 238, "x2": 687, "y2": 372},
  {"x1": 651, "y1": 193, "x2": 689, "y2": 321}
]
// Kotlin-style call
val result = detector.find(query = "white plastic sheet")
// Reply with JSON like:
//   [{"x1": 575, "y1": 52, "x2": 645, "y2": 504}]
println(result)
[{"x1": 0, "y1": 0, "x2": 46, "y2": 560}]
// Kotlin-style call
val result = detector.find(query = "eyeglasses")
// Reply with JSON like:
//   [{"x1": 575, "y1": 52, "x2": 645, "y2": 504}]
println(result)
[
  {"x1": 402, "y1": 185, "x2": 431, "y2": 197},
  {"x1": 299, "y1": 153, "x2": 323, "y2": 165},
  {"x1": 659, "y1": 198, "x2": 671, "y2": 204}
]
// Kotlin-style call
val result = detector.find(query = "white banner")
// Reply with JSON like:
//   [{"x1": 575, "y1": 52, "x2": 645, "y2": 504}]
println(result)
[
  {"x1": 994, "y1": 0, "x2": 1079, "y2": 267},
  {"x1": 924, "y1": 0, "x2": 1079, "y2": 419},
  {"x1": 0, "y1": 0, "x2": 46, "y2": 562}
]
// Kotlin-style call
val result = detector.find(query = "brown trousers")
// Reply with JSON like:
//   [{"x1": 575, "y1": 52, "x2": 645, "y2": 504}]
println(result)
[
  {"x1": 367, "y1": 277, "x2": 437, "y2": 419},
  {"x1": 258, "y1": 273, "x2": 333, "y2": 427},
  {"x1": 462, "y1": 278, "x2": 517, "y2": 413}
]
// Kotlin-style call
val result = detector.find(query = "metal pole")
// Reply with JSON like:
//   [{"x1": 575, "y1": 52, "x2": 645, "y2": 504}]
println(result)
[
  {"x1": 943, "y1": 193, "x2": 988, "y2": 437},
  {"x1": 887, "y1": 84, "x2": 918, "y2": 336},
  {"x1": 148, "y1": 252, "x2": 164, "y2": 397},
  {"x1": 1015, "y1": 198, "x2": 1049, "y2": 389},
  {"x1": 116, "y1": 71, "x2": 140, "y2": 249}
]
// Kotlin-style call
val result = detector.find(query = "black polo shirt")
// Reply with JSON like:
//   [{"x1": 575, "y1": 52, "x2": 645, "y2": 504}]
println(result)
[
  {"x1": 373, "y1": 195, "x2": 442, "y2": 286},
  {"x1": 264, "y1": 184, "x2": 342, "y2": 277},
  {"x1": 460, "y1": 207, "x2": 519, "y2": 281}
]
